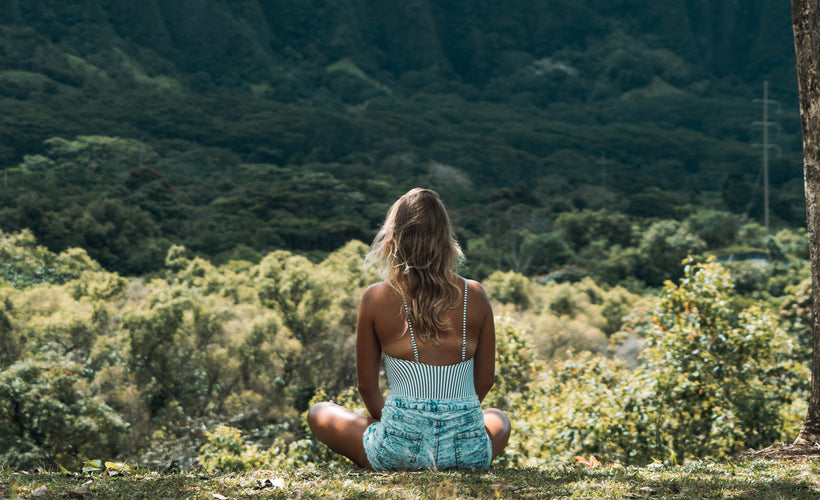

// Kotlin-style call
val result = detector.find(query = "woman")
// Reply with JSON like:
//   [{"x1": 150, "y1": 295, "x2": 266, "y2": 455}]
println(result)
[{"x1": 308, "y1": 188, "x2": 511, "y2": 470}]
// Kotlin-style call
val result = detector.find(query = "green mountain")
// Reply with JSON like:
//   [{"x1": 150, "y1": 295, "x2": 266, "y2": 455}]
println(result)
[
  {"x1": 0, "y1": 0, "x2": 796, "y2": 91},
  {"x1": 0, "y1": 0, "x2": 806, "y2": 280}
]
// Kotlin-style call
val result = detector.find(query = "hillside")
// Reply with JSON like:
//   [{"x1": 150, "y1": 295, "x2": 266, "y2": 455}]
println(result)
[
  {"x1": 0, "y1": 0, "x2": 806, "y2": 278},
  {"x1": 0, "y1": 0, "x2": 796, "y2": 91},
  {"x1": 1, "y1": 2, "x2": 817, "y2": 478}
]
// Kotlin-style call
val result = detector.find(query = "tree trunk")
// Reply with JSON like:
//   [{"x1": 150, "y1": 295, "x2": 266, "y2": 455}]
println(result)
[{"x1": 793, "y1": 0, "x2": 820, "y2": 445}]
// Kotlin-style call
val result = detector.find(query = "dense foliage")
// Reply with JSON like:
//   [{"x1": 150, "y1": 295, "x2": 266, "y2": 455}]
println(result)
[
  {"x1": 0, "y1": 134, "x2": 808, "y2": 294},
  {"x1": 498, "y1": 260, "x2": 807, "y2": 466},
  {"x1": 0, "y1": 231, "x2": 375, "y2": 469},
  {"x1": 0, "y1": 1, "x2": 807, "y2": 284},
  {"x1": 0, "y1": 0, "x2": 812, "y2": 474},
  {"x1": 0, "y1": 230, "x2": 809, "y2": 470}
]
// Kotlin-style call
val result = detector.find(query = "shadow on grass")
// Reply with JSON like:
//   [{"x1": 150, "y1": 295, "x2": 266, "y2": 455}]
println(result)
[
  {"x1": 2, "y1": 462, "x2": 819, "y2": 499},
  {"x1": 348, "y1": 464, "x2": 820, "y2": 499}
]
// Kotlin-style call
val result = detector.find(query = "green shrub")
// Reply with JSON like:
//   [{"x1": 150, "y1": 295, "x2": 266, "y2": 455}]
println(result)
[
  {"x1": 484, "y1": 270, "x2": 532, "y2": 310},
  {"x1": 641, "y1": 259, "x2": 807, "y2": 460},
  {"x1": 486, "y1": 318, "x2": 544, "y2": 410},
  {"x1": 504, "y1": 259, "x2": 807, "y2": 466},
  {"x1": 685, "y1": 210, "x2": 743, "y2": 248},
  {"x1": 529, "y1": 314, "x2": 608, "y2": 361},
  {"x1": 198, "y1": 426, "x2": 272, "y2": 473},
  {"x1": 506, "y1": 352, "x2": 649, "y2": 467},
  {"x1": 636, "y1": 220, "x2": 706, "y2": 286},
  {"x1": 0, "y1": 229, "x2": 89, "y2": 287},
  {"x1": 555, "y1": 210, "x2": 633, "y2": 251},
  {"x1": 778, "y1": 278, "x2": 812, "y2": 363},
  {"x1": 0, "y1": 357, "x2": 128, "y2": 469}
]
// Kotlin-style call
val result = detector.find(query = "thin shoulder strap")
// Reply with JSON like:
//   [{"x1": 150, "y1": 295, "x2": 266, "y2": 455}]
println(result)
[
  {"x1": 402, "y1": 299, "x2": 420, "y2": 362},
  {"x1": 462, "y1": 277, "x2": 468, "y2": 362},
  {"x1": 403, "y1": 278, "x2": 468, "y2": 363}
]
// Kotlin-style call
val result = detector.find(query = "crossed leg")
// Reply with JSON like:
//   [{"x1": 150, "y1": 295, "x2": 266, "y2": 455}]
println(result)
[
  {"x1": 307, "y1": 402, "x2": 376, "y2": 468},
  {"x1": 308, "y1": 402, "x2": 512, "y2": 468},
  {"x1": 483, "y1": 408, "x2": 512, "y2": 459}
]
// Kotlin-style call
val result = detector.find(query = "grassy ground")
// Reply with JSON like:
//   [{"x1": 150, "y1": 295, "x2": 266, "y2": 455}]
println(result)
[{"x1": 2, "y1": 460, "x2": 819, "y2": 499}]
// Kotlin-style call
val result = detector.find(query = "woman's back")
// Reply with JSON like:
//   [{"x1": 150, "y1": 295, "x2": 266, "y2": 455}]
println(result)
[
  {"x1": 362, "y1": 276, "x2": 490, "y2": 366},
  {"x1": 358, "y1": 274, "x2": 496, "y2": 401}
]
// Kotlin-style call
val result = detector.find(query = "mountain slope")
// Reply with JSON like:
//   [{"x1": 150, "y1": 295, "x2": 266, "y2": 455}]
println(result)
[{"x1": 0, "y1": 0, "x2": 795, "y2": 91}]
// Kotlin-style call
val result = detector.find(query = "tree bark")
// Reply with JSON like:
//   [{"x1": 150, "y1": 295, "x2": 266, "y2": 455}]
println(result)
[{"x1": 793, "y1": 0, "x2": 820, "y2": 445}]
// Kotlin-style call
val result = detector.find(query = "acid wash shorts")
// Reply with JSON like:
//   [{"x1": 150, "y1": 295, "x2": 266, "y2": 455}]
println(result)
[{"x1": 362, "y1": 395, "x2": 492, "y2": 471}]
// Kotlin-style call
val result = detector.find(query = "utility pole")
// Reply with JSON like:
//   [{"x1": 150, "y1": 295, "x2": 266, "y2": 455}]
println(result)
[{"x1": 753, "y1": 80, "x2": 781, "y2": 234}]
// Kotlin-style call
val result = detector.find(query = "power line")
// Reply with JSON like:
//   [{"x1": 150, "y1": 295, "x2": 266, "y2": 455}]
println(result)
[{"x1": 752, "y1": 80, "x2": 781, "y2": 234}]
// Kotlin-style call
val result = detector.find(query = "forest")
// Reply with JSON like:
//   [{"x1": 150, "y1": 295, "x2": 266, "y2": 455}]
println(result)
[
  {"x1": 0, "y1": 0, "x2": 814, "y2": 471},
  {"x1": 0, "y1": 229, "x2": 811, "y2": 470}
]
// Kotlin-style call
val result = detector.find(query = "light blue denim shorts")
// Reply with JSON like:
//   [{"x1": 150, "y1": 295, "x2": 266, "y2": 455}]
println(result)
[{"x1": 362, "y1": 395, "x2": 492, "y2": 471}]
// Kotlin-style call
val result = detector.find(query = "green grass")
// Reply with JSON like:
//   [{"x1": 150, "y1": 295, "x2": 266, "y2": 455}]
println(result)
[{"x1": 2, "y1": 460, "x2": 819, "y2": 499}]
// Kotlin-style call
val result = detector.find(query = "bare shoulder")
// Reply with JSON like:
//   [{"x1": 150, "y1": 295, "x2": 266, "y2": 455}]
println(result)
[
  {"x1": 361, "y1": 281, "x2": 399, "y2": 307},
  {"x1": 363, "y1": 281, "x2": 392, "y2": 298},
  {"x1": 464, "y1": 278, "x2": 489, "y2": 298},
  {"x1": 463, "y1": 278, "x2": 492, "y2": 310}
]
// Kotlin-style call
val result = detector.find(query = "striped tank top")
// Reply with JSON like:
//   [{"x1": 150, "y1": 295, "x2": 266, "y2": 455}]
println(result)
[{"x1": 382, "y1": 278, "x2": 477, "y2": 400}]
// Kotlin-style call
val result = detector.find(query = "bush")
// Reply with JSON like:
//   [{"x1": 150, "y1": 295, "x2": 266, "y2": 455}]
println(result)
[
  {"x1": 778, "y1": 278, "x2": 812, "y2": 363},
  {"x1": 639, "y1": 258, "x2": 806, "y2": 460},
  {"x1": 635, "y1": 220, "x2": 706, "y2": 286},
  {"x1": 0, "y1": 357, "x2": 128, "y2": 469},
  {"x1": 555, "y1": 210, "x2": 633, "y2": 251},
  {"x1": 0, "y1": 229, "x2": 90, "y2": 287},
  {"x1": 685, "y1": 210, "x2": 743, "y2": 248},
  {"x1": 509, "y1": 352, "x2": 650, "y2": 467},
  {"x1": 198, "y1": 426, "x2": 272, "y2": 473},
  {"x1": 504, "y1": 259, "x2": 807, "y2": 466},
  {"x1": 484, "y1": 270, "x2": 532, "y2": 310},
  {"x1": 529, "y1": 314, "x2": 608, "y2": 361}
]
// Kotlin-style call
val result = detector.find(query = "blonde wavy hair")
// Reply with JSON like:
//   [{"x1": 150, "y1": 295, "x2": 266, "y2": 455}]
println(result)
[{"x1": 367, "y1": 188, "x2": 464, "y2": 344}]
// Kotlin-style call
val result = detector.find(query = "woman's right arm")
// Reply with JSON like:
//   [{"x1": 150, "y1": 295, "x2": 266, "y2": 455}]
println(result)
[{"x1": 356, "y1": 285, "x2": 385, "y2": 420}]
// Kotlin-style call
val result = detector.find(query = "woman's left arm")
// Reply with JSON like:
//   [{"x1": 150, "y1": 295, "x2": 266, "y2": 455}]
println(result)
[
  {"x1": 356, "y1": 286, "x2": 385, "y2": 420},
  {"x1": 472, "y1": 283, "x2": 496, "y2": 402}
]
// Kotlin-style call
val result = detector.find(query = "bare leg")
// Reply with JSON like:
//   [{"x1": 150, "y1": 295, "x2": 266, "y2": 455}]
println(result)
[
  {"x1": 483, "y1": 408, "x2": 511, "y2": 460},
  {"x1": 307, "y1": 402, "x2": 377, "y2": 468}
]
